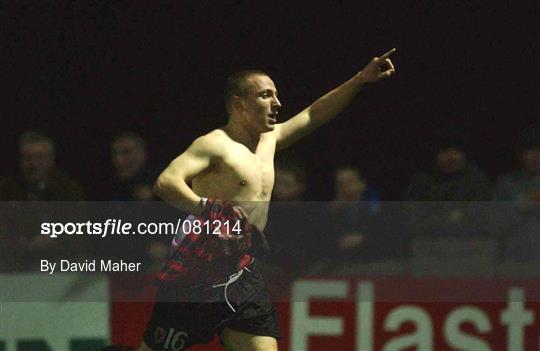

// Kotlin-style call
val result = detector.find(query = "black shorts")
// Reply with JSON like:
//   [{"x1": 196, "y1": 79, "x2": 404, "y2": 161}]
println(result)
[{"x1": 143, "y1": 262, "x2": 281, "y2": 350}]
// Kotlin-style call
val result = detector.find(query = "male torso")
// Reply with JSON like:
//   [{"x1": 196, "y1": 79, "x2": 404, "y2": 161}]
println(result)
[{"x1": 191, "y1": 128, "x2": 277, "y2": 231}]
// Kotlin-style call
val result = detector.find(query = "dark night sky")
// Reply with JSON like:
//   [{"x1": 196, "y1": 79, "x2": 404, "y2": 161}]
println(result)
[{"x1": 1, "y1": 1, "x2": 538, "y2": 199}]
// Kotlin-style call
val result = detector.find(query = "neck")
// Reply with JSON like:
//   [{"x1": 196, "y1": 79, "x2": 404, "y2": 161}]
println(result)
[{"x1": 223, "y1": 117, "x2": 260, "y2": 151}]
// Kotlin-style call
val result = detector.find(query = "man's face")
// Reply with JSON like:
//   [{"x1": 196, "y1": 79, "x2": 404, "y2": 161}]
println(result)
[
  {"x1": 521, "y1": 147, "x2": 540, "y2": 175},
  {"x1": 436, "y1": 148, "x2": 466, "y2": 174},
  {"x1": 20, "y1": 142, "x2": 55, "y2": 183},
  {"x1": 273, "y1": 169, "x2": 305, "y2": 201},
  {"x1": 238, "y1": 74, "x2": 281, "y2": 133},
  {"x1": 335, "y1": 169, "x2": 366, "y2": 201},
  {"x1": 112, "y1": 137, "x2": 147, "y2": 180}
]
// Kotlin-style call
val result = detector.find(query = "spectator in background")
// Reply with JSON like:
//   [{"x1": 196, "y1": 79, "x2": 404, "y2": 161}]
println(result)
[
  {"x1": 405, "y1": 136, "x2": 491, "y2": 202},
  {"x1": 108, "y1": 132, "x2": 157, "y2": 201},
  {"x1": 403, "y1": 132, "x2": 491, "y2": 237},
  {"x1": 96, "y1": 132, "x2": 167, "y2": 272},
  {"x1": 327, "y1": 166, "x2": 382, "y2": 261},
  {"x1": 0, "y1": 131, "x2": 85, "y2": 201},
  {"x1": 0, "y1": 131, "x2": 85, "y2": 271},
  {"x1": 265, "y1": 160, "x2": 322, "y2": 279},
  {"x1": 495, "y1": 130, "x2": 540, "y2": 261},
  {"x1": 271, "y1": 163, "x2": 307, "y2": 201},
  {"x1": 496, "y1": 130, "x2": 540, "y2": 202}
]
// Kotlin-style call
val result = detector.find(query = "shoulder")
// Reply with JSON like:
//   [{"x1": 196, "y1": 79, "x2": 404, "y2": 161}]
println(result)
[
  {"x1": 188, "y1": 129, "x2": 231, "y2": 158},
  {"x1": 409, "y1": 171, "x2": 434, "y2": 184},
  {"x1": 0, "y1": 175, "x2": 25, "y2": 199},
  {"x1": 463, "y1": 162, "x2": 489, "y2": 180},
  {"x1": 495, "y1": 171, "x2": 529, "y2": 200},
  {"x1": 496, "y1": 170, "x2": 530, "y2": 190},
  {"x1": 48, "y1": 169, "x2": 86, "y2": 200},
  {"x1": 198, "y1": 129, "x2": 233, "y2": 145}
]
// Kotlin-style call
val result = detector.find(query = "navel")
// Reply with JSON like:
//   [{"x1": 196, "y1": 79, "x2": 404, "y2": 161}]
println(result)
[{"x1": 240, "y1": 180, "x2": 247, "y2": 186}]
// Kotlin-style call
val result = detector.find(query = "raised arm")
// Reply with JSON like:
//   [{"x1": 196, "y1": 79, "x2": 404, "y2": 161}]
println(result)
[
  {"x1": 275, "y1": 48, "x2": 396, "y2": 150},
  {"x1": 153, "y1": 135, "x2": 218, "y2": 214}
]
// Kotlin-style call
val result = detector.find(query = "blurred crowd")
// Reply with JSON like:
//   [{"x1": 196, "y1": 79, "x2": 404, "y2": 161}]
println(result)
[{"x1": 0, "y1": 129, "x2": 539, "y2": 278}]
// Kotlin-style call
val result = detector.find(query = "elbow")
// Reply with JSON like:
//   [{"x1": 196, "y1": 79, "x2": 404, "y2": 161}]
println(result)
[{"x1": 152, "y1": 176, "x2": 167, "y2": 200}]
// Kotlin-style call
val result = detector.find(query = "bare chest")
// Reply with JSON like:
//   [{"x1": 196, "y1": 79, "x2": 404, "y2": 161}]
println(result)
[{"x1": 193, "y1": 139, "x2": 276, "y2": 201}]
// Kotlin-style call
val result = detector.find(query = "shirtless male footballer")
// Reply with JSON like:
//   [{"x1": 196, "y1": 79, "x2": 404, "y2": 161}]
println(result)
[{"x1": 138, "y1": 48, "x2": 396, "y2": 351}]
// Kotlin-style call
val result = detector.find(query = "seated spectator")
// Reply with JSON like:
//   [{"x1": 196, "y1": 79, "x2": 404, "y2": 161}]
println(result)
[
  {"x1": 327, "y1": 166, "x2": 383, "y2": 261},
  {"x1": 0, "y1": 131, "x2": 85, "y2": 271},
  {"x1": 95, "y1": 132, "x2": 167, "y2": 272},
  {"x1": 403, "y1": 133, "x2": 491, "y2": 238},
  {"x1": 495, "y1": 130, "x2": 540, "y2": 261},
  {"x1": 272, "y1": 163, "x2": 307, "y2": 201},
  {"x1": 405, "y1": 135, "x2": 490, "y2": 201},
  {"x1": 496, "y1": 130, "x2": 540, "y2": 201},
  {"x1": 0, "y1": 131, "x2": 85, "y2": 201},
  {"x1": 265, "y1": 161, "x2": 323, "y2": 279},
  {"x1": 105, "y1": 132, "x2": 157, "y2": 201}
]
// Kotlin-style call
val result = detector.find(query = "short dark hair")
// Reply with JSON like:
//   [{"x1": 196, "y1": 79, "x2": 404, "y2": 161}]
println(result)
[
  {"x1": 224, "y1": 69, "x2": 269, "y2": 114},
  {"x1": 334, "y1": 166, "x2": 366, "y2": 184},
  {"x1": 112, "y1": 131, "x2": 147, "y2": 151},
  {"x1": 19, "y1": 130, "x2": 55, "y2": 154}
]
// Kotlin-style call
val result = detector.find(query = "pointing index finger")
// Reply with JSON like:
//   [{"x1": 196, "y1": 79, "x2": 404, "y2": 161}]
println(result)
[{"x1": 379, "y1": 48, "x2": 397, "y2": 60}]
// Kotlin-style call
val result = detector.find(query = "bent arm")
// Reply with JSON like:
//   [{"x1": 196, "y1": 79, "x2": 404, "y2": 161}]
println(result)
[
  {"x1": 153, "y1": 137, "x2": 215, "y2": 214},
  {"x1": 276, "y1": 48, "x2": 396, "y2": 150}
]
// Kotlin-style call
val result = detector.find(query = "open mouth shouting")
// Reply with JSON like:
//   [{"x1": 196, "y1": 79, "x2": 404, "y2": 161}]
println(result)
[{"x1": 268, "y1": 111, "x2": 278, "y2": 124}]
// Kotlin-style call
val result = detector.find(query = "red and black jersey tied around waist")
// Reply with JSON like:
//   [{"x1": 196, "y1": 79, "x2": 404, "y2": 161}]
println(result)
[{"x1": 155, "y1": 199, "x2": 269, "y2": 286}]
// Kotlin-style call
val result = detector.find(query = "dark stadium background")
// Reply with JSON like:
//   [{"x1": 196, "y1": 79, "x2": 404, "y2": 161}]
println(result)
[{"x1": 1, "y1": 1, "x2": 538, "y2": 199}]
